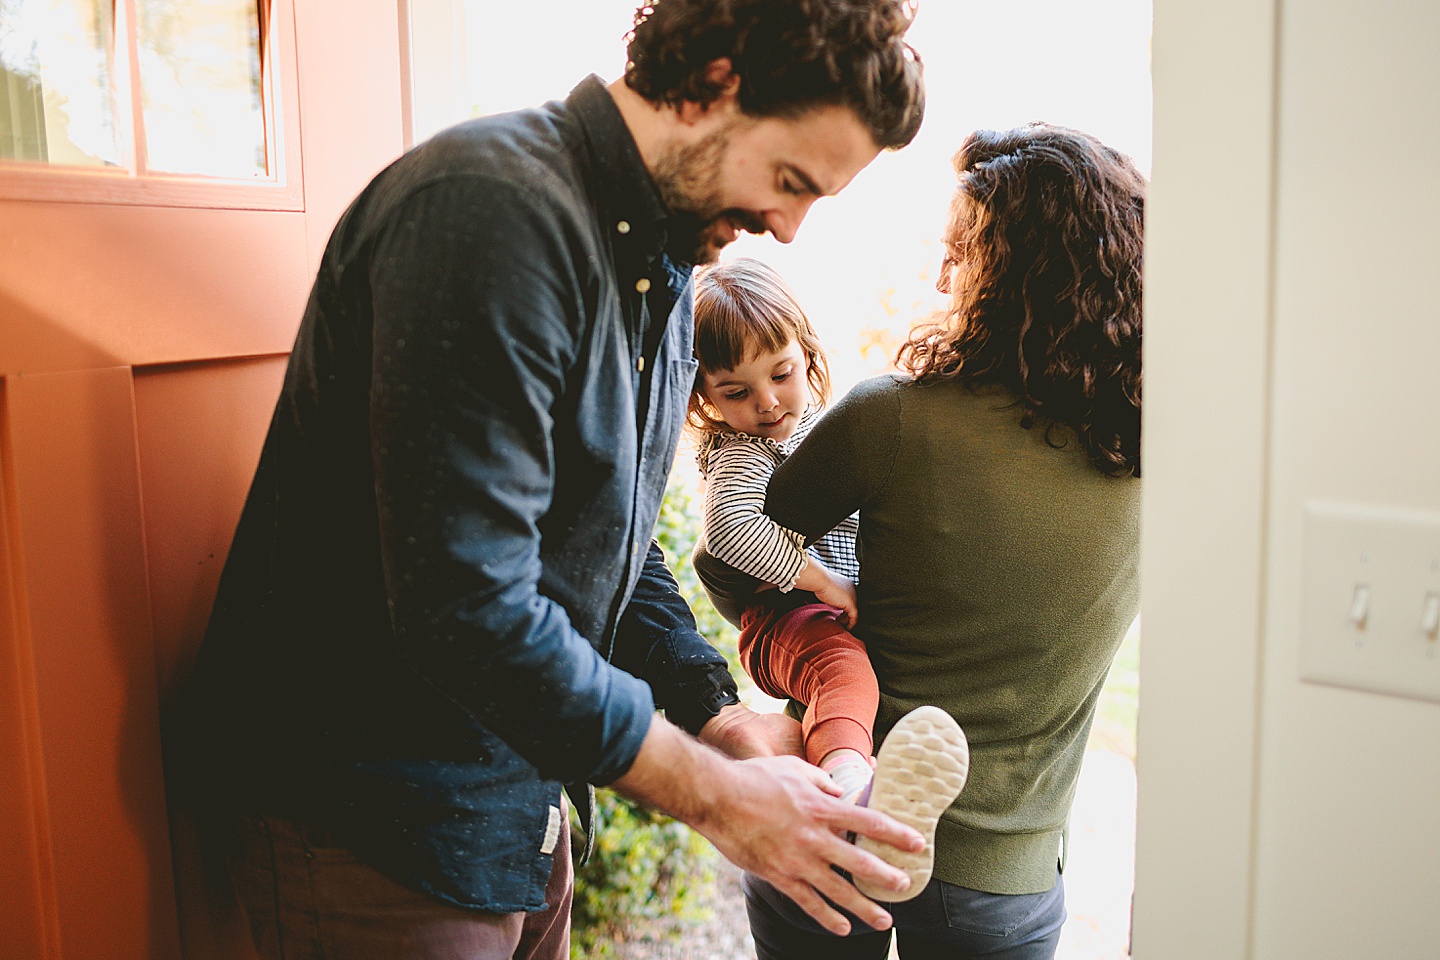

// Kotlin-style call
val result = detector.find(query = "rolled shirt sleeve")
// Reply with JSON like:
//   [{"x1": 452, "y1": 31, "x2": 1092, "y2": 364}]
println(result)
[{"x1": 610, "y1": 541, "x2": 740, "y2": 736}]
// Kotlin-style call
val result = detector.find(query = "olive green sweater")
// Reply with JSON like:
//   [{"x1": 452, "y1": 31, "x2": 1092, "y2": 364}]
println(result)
[{"x1": 766, "y1": 375, "x2": 1139, "y2": 895}]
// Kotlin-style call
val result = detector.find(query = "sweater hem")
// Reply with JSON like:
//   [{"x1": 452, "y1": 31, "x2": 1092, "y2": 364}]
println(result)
[{"x1": 932, "y1": 817, "x2": 1064, "y2": 895}]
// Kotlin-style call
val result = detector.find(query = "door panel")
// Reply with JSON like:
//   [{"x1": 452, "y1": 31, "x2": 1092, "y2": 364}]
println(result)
[
  {"x1": 2, "y1": 368, "x2": 179, "y2": 960},
  {"x1": 0, "y1": 0, "x2": 407, "y2": 956},
  {"x1": 132, "y1": 356, "x2": 288, "y2": 702},
  {"x1": 0, "y1": 205, "x2": 310, "y2": 375}
]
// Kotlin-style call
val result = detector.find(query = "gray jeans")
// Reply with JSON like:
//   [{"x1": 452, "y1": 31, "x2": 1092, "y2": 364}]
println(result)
[
  {"x1": 744, "y1": 869, "x2": 1066, "y2": 960},
  {"x1": 225, "y1": 812, "x2": 572, "y2": 960}
]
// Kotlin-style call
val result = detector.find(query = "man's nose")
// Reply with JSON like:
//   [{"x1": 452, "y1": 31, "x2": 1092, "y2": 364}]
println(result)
[{"x1": 766, "y1": 197, "x2": 818, "y2": 245}]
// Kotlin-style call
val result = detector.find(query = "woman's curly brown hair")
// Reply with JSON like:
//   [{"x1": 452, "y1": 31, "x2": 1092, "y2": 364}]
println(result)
[
  {"x1": 624, "y1": 0, "x2": 924, "y2": 150},
  {"x1": 898, "y1": 123, "x2": 1145, "y2": 477}
]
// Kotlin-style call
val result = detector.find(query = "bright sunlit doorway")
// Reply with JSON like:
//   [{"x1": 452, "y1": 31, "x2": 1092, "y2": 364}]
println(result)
[{"x1": 405, "y1": 3, "x2": 1152, "y2": 957}]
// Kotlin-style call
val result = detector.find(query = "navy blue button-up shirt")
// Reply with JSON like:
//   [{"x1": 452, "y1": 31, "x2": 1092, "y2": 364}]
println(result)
[{"x1": 186, "y1": 76, "x2": 738, "y2": 911}]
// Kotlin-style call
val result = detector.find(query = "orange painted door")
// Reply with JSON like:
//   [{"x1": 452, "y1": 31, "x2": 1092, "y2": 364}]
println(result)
[{"x1": 1, "y1": 2, "x2": 408, "y2": 957}]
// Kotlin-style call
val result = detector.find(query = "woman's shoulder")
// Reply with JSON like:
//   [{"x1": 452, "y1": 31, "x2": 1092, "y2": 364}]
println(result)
[
  {"x1": 840, "y1": 373, "x2": 1006, "y2": 406},
  {"x1": 824, "y1": 373, "x2": 904, "y2": 414},
  {"x1": 862, "y1": 375, "x2": 1019, "y2": 414},
  {"x1": 845, "y1": 372, "x2": 910, "y2": 399}
]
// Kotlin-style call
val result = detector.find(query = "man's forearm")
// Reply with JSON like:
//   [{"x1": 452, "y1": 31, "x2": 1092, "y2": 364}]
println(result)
[{"x1": 611, "y1": 715, "x2": 726, "y2": 828}]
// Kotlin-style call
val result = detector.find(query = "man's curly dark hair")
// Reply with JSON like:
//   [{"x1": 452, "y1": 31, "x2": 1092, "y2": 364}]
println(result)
[
  {"x1": 898, "y1": 123, "x2": 1146, "y2": 477},
  {"x1": 624, "y1": 0, "x2": 924, "y2": 150}
]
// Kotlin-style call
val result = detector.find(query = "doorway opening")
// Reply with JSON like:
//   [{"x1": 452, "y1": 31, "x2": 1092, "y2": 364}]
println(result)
[{"x1": 411, "y1": 3, "x2": 1152, "y2": 957}]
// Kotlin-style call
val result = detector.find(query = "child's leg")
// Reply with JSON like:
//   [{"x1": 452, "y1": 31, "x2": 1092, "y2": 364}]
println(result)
[{"x1": 737, "y1": 603, "x2": 879, "y2": 770}]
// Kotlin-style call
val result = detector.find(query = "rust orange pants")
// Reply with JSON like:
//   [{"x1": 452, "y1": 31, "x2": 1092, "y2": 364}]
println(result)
[{"x1": 738, "y1": 603, "x2": 880, "y2": 765}]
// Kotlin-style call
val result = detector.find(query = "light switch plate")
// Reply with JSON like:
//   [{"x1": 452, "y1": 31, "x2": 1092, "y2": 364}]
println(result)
[{"x1": 1300, "y1": 501, "x2": 1440, "y2": 703}]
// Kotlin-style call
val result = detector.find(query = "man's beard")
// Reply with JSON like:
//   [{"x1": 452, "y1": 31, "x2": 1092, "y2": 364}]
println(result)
[{"x1": 651, "y1": 123, "x2": 765, "y2": 265}]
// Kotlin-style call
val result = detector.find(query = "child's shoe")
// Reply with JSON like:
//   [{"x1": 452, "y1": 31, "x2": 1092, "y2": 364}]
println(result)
[{"x1": 853, "y1": 705, "x2": 969, "y2": 903}]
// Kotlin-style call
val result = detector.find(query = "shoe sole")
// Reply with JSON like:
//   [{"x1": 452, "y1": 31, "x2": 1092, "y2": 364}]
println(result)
[{"x1": 854, "y1": 705, "x2": 969, "y2": 902}]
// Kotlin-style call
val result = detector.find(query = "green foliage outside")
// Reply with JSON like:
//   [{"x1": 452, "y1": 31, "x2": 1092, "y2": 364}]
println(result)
[
  {"x1": 570, "y1": 471, "x2": 739, "y2": 958},
  {"x1": 570, "y1": 790, "x2": 716, "y2": 958}
]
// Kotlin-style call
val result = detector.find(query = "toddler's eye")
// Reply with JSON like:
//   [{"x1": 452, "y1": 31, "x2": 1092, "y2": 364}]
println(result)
[
  {"x1": 724, "y1": 390, "x2": 747, "y2": 401},
  {"x1": 772, "y1": 372, "x2": 791, "y2": 382}
]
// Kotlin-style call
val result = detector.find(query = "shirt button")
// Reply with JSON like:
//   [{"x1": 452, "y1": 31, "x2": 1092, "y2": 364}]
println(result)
[
  {"x1": 616, "y1": 220, "x2": 631, "y2": 234},
  {"x1": 637, "y1": 356, "x2": 645, "y2": 373},
  {"x1": 635, "y1": 277, "x2": 651, "y2": 294}
]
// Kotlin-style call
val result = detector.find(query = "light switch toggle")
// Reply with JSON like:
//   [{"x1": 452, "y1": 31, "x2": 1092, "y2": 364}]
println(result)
[
  {"x1": 1421, "y1": 593, "x2": 1440, "y2": 640},
  {"x1": 1300, "y1": 502, "x2": 1440, "y2": 703},
  {"x1": 1348, "y1": 584, "x2": 1371, "y2": 627}
]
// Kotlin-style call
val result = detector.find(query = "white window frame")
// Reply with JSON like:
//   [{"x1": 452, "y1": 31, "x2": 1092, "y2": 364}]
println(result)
[{"x1": 0, "y1": 0, "x2": 303, "y2": 211}]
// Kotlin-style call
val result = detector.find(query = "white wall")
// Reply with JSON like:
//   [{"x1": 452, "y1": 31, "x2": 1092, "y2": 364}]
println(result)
[{"x1": 1136, "y1": 0, "x2": 1440, "y2": 956}]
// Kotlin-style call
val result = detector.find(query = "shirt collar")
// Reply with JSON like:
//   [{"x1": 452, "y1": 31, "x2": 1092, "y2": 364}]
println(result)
[{"x1": 566, "y1": 75, "x2": 673, "y2": 263}]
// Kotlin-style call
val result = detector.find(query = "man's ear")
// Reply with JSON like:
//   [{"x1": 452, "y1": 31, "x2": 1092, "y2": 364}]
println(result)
[{"x1": 676, "y1": 58, "x2": 741, "y2": 124}]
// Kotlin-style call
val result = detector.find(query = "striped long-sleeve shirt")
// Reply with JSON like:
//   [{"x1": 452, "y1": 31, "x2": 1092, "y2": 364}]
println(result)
[{"x1": 696, "y1": 409, "x2": 861, "y2": 591}]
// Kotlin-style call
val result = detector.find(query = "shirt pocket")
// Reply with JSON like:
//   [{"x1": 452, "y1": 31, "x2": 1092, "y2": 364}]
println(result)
[{"x1": 567, "y1": 350, "x2": 632, "y2": 483}]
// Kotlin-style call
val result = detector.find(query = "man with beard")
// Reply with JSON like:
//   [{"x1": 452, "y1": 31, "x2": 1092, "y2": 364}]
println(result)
[{"x1": 180, "y1": 2, "x2": 926, "y2": 957}]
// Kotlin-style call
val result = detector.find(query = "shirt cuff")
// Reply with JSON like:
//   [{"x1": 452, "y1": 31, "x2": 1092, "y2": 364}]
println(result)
[{"x1": 662, "y1": 664, "x2": 741, "y2": 737}]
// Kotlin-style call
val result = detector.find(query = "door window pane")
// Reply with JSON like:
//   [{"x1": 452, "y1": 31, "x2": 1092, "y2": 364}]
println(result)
[
  {"x1": 0, "y1": 0, "x2": 119, "y2": 166},
  {"x1": 136, "y1": 0, "x2": 265, "y2": 177}
]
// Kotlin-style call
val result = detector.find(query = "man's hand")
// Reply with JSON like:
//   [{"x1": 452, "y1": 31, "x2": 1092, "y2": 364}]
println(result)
[
  {"x1": 612, "y1": 717, "x2": 924, "y2": 936},
  {"x1": 699, "y1": 703, "x2": 803, "y2": 759},
  {"x1": 695, "y1": 754, "x2": 921, "y2": 935}
]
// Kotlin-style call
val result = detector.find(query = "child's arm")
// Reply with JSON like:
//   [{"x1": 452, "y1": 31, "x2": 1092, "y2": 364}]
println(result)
[
  {"x1": 705, "y1": 440, "x2": 812, "y2": 590},
  {"x1": 791, "y1": 557, "x2": 859, "y2": 627},
  {"x1": 703, "y1": 440, "x2": 844, "y2": 603}
]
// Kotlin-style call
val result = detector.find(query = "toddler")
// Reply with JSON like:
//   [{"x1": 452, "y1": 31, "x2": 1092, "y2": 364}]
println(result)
[{"x1": 688, "y1": 258, "x2": 969, "y2": 899}]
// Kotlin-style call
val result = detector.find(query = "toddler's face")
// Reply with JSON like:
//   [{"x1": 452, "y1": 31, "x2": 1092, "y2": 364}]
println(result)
[{"x1": 700, "y1": 339, "x2": 810, "y2": 443}]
